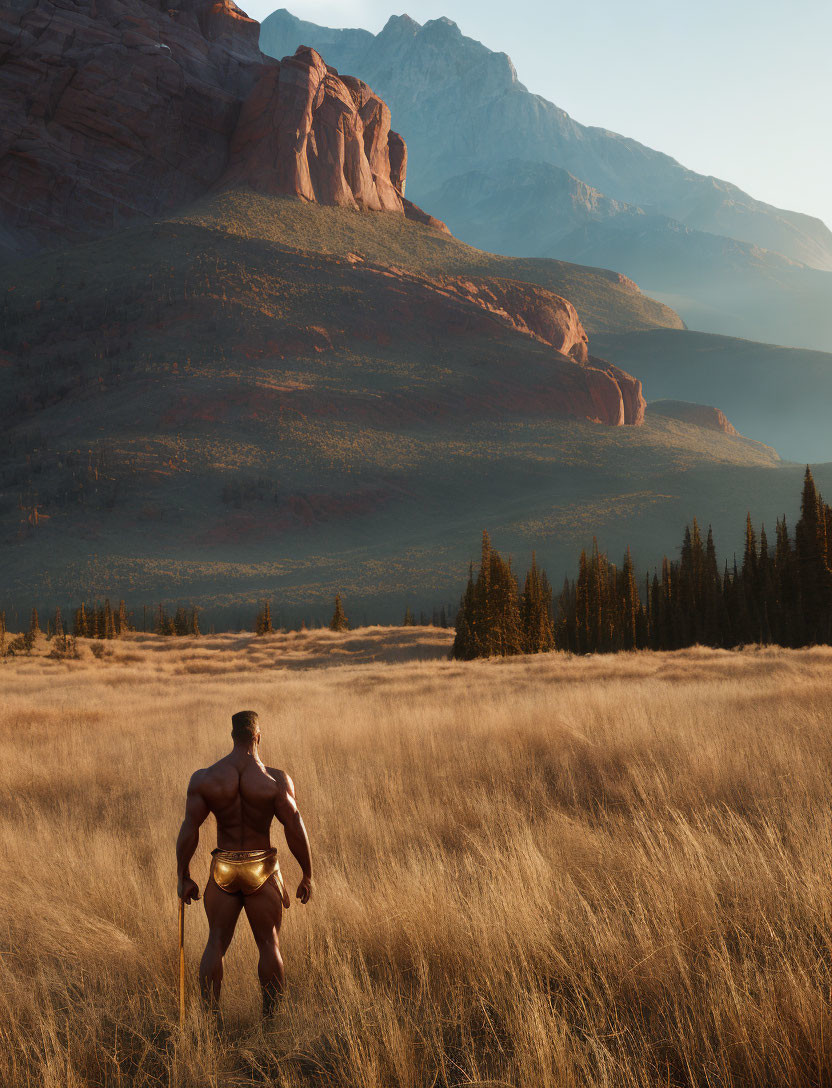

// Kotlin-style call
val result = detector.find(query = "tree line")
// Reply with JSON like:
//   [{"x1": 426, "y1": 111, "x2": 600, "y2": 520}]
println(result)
[
  {"x1": 453, "y1": 467, "x2": 832, "y2": 659},
  {"x1": 0, "y1": 591, "x2": 453, "y2": 658}
]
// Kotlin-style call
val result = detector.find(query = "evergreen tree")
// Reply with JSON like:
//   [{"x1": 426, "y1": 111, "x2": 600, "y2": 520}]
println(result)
[
  {"x1": 74, "y1": 602, "x2": 88, "y2": 639},
  {"x1": 554, "y1": 577, "x2": 576, "y2": 652},
  {"x1": 190, "y1": 608, "x2": 201, "y2": 637},
  {"x1": 774, "y1": 517, "x2": 799, "y2": 646},
  {"x1": 452, "y1": 565, "x2": 477, "y2": 659},
  {"x1": 104, "y1": 599, "x2": 116, "y2": 640},
  {"x1": 619, "y1": 547, "x2": 640, "y2": 650},
  {"x1": 330, "y1": 593, "x2": 349, "y2": 632},
  {"x1": 452, "y1": 535, "x2": 523, "y2": 658},
  {"x1": 795, "y1": 466, "x2": 831, "y2": 642},
  {"x1": 520, "y1": 552, "x2": 554, "y2": 653},
  {"x1": 402, "y1": 607, "x2": 416, "y2": 626},
  {"x1": 117, "y1": 600, "x2": 128, "y2": 637},
  {"x1": 758, "y1": 525, "x2": 773, "y2": 644},
  {"x1": 155, "y1": 603, "x2": 174, "y2": 636},
  {"x1": 574, "y1": 550, "x2": 590, "y2": 653},
  {"x1": 173, "y1": 606, "x2": 189, "y2": 636},
  {"x1": 701, "y1": 526, "x2": 723, "y2": 646},
  {"x1": 30, "y1": 608, "x2": 41, "y2": 636},
  {"x1": 255, "y1": 601, "x2": 274, "y2": 635},
  {"x1": 53, "y1": 608, "x2": 64, "y2": 639}
]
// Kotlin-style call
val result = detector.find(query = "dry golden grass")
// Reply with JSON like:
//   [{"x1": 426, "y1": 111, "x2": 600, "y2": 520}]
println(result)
[{"x1": 2, "y1": 630, "x2": 832, "y2": 1087}]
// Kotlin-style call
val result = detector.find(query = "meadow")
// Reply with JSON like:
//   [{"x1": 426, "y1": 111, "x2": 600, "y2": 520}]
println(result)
[{"x1": 1, "y1": 629, "x2": 832, "y2": 1087}]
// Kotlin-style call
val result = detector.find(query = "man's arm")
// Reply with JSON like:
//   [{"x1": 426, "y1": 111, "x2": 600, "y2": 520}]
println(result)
[
  {"x1": 274, "y1": 773, "x2": 313, "y2": 904},
  {"x1": 176, "y1": 772, "x2": 210, "y2": 904}
]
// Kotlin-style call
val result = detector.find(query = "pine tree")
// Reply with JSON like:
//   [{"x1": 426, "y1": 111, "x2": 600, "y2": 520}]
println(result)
[
  {"x1": 758, "y1": 525, "x2": 773, "y2": 644},
  {"x1": 701, "y1": 526, "x2": 723, "y2": 646},
  {"x1": 618, "y1": 547, "x2": 640, "y2": 650},
  {"x1": 574, "y1": 550, "x2": 590, "y2": 653},
  {"x1": 30, "y1": 608, "x2": 40, "y2": 636},
  {"x1": 739, "y1": 513, "x2": 760, "y2": 643},
  {"x1": 795, "y1": 466, "x2": 831, "y2": 642},
  {"x1": 74, "y1": 602, "x2": 88, "y2": 639},
  {"x1": 554, "y1": 577, "x2": 576, "y2": 652},
  {"x1": 104, "y1": 599, "x2": 116, "y2": 640},
  {"x1": 173, "y1": 607, "x2": 189, "y2": 636},
  {"x1": 117, "y1": 600, "x2": 128, "y2": 637},
  {"x1": 452, "y1": 538, "x2": 523, "y2": 658},
  {"x1": 402, "y1": 608, "x2": 416, "y2": 627},
  {"x1": 190, "y1": 608, "x2": 201, "y2": 637},
  {"x1": 330, "y1": 594, "x2": 349, "y2": 632},
  {"x1": 155, "y1": 603, "x2": 174, "y2": 636},
  {"x1": 452, "y1": 565, "x2": 477, "y2": 659},
  {"x1": 520, "y1": 552, "x2": 554, "y2": 653},
  {"x1": 255, "y1": 601, "x2": 274, "y2": 635},
  {"x1": 480, "y1": 546, "x2": 522, "y2": 656},
  {"x1": 53, "y1": 608, "x2": 63, "y2": 639}
]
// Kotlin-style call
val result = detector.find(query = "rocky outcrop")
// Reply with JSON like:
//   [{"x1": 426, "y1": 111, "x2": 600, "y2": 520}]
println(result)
[
  {"x1": 222, "y1": 45, "x2": 447, "y2": 228},
  {"x1": 0, "y1": 0, "x2": 444, "y2": 256},
  {"x1": 648, "y1": 400, "x2": 739, "y2": 435},
  {"x1": 353, "y1": 263, "x2": 644, "y2": 425}
]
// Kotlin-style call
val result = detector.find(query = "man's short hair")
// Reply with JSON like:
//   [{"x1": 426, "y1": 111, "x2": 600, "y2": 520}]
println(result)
[{"x1": 231, "y1": 710, "x2": 260, "y2": 740}]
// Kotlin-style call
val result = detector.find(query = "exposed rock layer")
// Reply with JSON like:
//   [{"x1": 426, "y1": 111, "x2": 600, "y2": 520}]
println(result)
[
  {"x1": 648, "y1": 400, "x2": 739, "y2": 436},
  {"x1": 0, "y1": 0, "x2": 444, "y2": 256}
]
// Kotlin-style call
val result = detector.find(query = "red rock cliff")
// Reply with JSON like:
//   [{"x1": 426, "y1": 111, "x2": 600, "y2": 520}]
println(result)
[
  {"x1": 222, "y1": 45, "x2": 446, "y2": 227},
  {"x1": 0, "y1": 0, "x2": 444, "y2": 255}
]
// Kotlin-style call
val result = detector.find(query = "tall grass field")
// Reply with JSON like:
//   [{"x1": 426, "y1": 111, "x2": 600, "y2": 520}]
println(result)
[{"x1": 1, "y1": 628, "x2": 831, "y2": 1087}]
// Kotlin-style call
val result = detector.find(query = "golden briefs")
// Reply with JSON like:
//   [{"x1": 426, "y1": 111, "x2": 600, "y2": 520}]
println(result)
[{"x1": 210, "y1": 848, "x2": 291, "y2": 907}]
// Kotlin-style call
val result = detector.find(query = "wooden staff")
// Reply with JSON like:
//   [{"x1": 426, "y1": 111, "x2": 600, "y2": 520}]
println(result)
[{"x1": 178, "y1": 897, "x2": 186, "y2": 1027}]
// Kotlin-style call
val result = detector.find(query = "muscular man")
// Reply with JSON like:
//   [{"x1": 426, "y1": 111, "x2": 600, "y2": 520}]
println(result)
[{"x1": 175, "y1": 709, "x2": 313, "y2": 1016}]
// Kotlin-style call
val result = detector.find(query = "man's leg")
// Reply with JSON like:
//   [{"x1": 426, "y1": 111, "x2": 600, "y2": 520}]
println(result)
[
  {"x1": 243, "y1": 877, "x2": 284, "y2": 1016},
  {"x1": 200, "y1": 878, "x2": 244, "y2": 1010}
]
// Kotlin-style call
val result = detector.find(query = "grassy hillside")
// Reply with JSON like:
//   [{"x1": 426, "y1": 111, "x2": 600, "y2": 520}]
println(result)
[
  {"x1": 3, "y1": 638, "x2": 832, "y2": 1086},
  {"x1": 593, "y1": 329, "x2": 832, "y2": 463},
  {"x1": 1, "y1": 189, "x2": 824, "y2": 623},
  {"x1": 175, "y1": 190, "x2": 684, "y2": 334}
]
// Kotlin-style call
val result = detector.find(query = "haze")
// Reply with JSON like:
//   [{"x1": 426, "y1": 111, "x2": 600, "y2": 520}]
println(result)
[{"x1": 246, "y1": 0, "x2": 832, "y2": 232}]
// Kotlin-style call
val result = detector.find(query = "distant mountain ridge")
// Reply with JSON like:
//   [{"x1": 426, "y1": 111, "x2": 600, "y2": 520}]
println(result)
[{"x1": 260, "y1": 9, "x2": 832, "y2": 350}]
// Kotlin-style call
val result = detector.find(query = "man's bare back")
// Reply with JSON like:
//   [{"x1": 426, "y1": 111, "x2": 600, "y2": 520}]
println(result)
[{"x1": 175, "y1": 710, "x2": 312, "y2": 1016}]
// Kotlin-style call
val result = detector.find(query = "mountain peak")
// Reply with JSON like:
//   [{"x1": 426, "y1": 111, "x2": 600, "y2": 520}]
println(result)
[
  {"x1": 380, "y1": 13, "x2": 421, "y2": 34},
  {"x1": 423, "y1": 16, "x2": 461, "y2": 33}
]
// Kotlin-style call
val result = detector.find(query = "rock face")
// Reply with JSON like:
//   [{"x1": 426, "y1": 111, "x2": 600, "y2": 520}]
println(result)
[
  {"x1": 222, "y1": 45, "x2": 447, "y2": 228},
  {"x1": 648, "y1": 400, "x2": 739, "y2": 436},
  {"x1": 0, "y1": 0, "x2": 443, "y2": 256}
]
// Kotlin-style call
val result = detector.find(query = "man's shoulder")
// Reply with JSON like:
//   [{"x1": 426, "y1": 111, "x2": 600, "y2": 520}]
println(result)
[
  {"x1": 189, "y1": 757, "x2": 232, "y2": 790},
  {"x1": 266, "y1": 766, "x2": 294, "y2": 795}
]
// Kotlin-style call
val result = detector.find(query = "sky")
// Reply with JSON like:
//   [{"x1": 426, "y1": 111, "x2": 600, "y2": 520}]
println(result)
[{"x1": 243, "y1": 0, "x2": 832, "y2": 229}]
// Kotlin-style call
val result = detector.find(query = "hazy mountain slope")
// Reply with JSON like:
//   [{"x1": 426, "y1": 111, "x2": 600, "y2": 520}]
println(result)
[
  {"x1": 260, "y1": 9, "x2": 832, "y2": 271},
  {"x1": 592, "y1": 329, "x2": 832, "y2": 464},
  {"x1": 260, "y1": 10, "x2": 832, "y2": 351},
  {"x1": 421, "y1": 160, "x2": 832, "y2": 350},
  {"x1": 0, "y1": 189, "x2": 799, "y2": 624}
]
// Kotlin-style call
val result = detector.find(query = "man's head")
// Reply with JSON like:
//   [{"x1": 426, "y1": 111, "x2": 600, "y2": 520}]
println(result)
[{"x1": 231, "y1": 710, "x2": 260, "y2": 746}]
